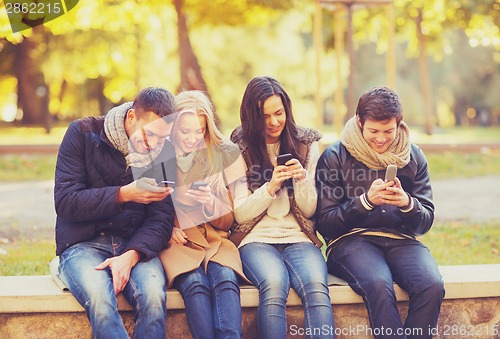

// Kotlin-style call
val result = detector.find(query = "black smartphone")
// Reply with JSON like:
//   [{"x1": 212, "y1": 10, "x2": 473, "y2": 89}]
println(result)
[
  {"x1": 190, "y1": 181, "x2": 208, "y2": 190},
  {"x1": 157, "y1": 180, "x2": 175, "y2": 188},
  {"x1": 277, "y1": 153, "x2": 293, "y2": 166}
]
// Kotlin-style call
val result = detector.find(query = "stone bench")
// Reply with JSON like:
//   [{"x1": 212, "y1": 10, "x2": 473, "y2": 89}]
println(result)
[{"x1": 1, "y1": 264, "x2": 499, "y2": 338}]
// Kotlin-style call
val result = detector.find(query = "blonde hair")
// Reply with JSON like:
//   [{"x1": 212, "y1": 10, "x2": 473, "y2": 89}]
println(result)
[{"x1": 173, "y1": 90, "x2": 238, "y2": 191}]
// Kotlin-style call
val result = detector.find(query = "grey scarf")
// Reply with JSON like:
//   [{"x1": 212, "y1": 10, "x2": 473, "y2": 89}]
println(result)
[{"x1": 104, "y1": 102, "x2": 163, "y2": 168}]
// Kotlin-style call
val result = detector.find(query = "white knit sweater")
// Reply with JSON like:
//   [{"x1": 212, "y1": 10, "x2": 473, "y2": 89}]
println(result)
[{"x1": 233, "y1": 142, "x2": 320, "y2": 248}]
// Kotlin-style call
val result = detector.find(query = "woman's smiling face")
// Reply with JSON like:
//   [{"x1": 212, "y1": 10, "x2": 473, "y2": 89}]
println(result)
[
  {"x1": 262, "y1": 95, "x2": 286, "y2": 144},
  {"x1": 172, "y1": 112, "x2": 207, "y2": 156}
]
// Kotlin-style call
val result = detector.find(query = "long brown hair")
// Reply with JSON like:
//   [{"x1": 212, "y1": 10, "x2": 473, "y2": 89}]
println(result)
[{"x1": 240, "y1": 76, "x2": 303, "y2": 187}]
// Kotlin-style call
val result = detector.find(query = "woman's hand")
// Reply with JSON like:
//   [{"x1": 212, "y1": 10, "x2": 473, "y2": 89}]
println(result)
[
  {"x1": 283, "y1": 158, "x2": 306, "y2": 181},
  {"x1": 186, "y1": 186, "x2": 216, "y2": 214},
  {"x1": 267, "y1": 164, "x2": 293, "y2": 196},
  {"x1": 170, "y1": 227, "x2": 188, "y2": 245}
]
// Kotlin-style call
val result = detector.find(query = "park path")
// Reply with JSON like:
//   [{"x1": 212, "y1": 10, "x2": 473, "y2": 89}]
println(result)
[{"x1": 1, "y1": 176, "x2": 499, "y2": 241}]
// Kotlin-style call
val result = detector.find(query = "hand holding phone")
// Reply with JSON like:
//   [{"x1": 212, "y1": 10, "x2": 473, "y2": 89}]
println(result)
[
  {"x1": 190, "y1": 181, "x2": 209, "y2": 190},
  {"x1": 277, "y1": 153, "x2": 293, "y2": 166}
]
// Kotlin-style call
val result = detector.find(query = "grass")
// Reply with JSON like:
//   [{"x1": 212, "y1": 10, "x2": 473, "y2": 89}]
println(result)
[
  {"x1": 426, "y1": 150, "x2": 500, "y2": 180},
  {"x1": 0, "y1": 239, "x2": 55, "y2": 275},
  {"x1": 420, "y1": 221, "x2": 500, "y2": 265},
  {"x1": 0, "y1": 125, "x2": 67, "y2": 145},
  {"x1": 0, "y1": 154, "x2": 57, "y2": 181}
]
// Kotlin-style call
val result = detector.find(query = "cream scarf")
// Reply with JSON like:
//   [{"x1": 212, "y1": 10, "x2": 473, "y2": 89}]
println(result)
[
  {"x1": 340, "y1": 116, "x2": 411, "y2": 170},
  {"x1": 104, "y1": 102, "x2": 163, "y2": 168}
]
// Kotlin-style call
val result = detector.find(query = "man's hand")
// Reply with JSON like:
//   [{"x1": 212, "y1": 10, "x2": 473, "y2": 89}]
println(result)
[
  {"x1": 366, "y1": 177, "x2": 410, "y2": 207},
  {"x1": 383, "y1": 177, "x2": 411, "y2": 208},
  {"x1": 95, "y1": 250, "x2": 141, "y2": 295},
  {"x1": 118, "y1": 177, "x2": 173, "y2": 204}
]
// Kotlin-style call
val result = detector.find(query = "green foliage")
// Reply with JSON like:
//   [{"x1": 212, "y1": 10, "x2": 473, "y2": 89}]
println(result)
[
  {"x1": 0, "y1": 239, "x2": 54, "y2": 275},
  {"x1": 419, "y1": 221, "x2": 500, "y2": 265}
]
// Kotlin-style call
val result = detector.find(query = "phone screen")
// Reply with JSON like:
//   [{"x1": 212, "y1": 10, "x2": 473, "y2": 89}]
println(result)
[{"x1": 277, "y1": 153, "x2": 293, "y2": 166}]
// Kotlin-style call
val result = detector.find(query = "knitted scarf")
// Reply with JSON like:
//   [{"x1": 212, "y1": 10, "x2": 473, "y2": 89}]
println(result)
[
  {"x1": 104, "y1": 102, "x2": 163, "y2": 168},
  {"x1": 340, "y1": 116, "x2": 411, "y2": 170}
]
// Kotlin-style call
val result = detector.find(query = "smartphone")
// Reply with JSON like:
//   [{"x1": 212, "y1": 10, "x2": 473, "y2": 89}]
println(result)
[
  {"x1": 190, "y1": 181, "x2": 208, "y2": 190},
  {"x1": 277, "y1": 153, "x2": 293, "y2": 166},
  {"x1": 157, "y1": 180, "x2": 175, "y2": 188},
  {"x1": 384, "y1": 165, "x2": 398, "y2": 184}
]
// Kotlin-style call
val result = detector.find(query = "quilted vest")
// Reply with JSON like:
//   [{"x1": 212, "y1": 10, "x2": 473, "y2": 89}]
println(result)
[{"x1": 229, "y1": 126, "x2": 323, "y2": 248}]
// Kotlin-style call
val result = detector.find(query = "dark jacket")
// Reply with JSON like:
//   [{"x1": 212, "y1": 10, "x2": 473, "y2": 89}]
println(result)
[
  {"x1": 315, "y1": 141, "x2": 434, "y2": 247},
  {"x1": 55, "y1": 116, "x2": 176, "y2": 260}
]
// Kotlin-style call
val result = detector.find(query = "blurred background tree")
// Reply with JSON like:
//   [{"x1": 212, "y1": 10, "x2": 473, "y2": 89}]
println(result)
[{"x1": 0, "y1": 0, "x2": 498, "y2": 135}]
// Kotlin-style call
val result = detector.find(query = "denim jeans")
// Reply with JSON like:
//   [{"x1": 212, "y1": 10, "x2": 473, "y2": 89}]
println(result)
[
  {"x1": 328, "y1": 236, "x2": 444, "y2": 339},
  {"x1": 174, "y1": 262, "x2": 242, "y2": 339},
  {"x1": 239, "y1": 242, "x2": 335, "y2": 339},
  {"x1": 58, "y1": 234, "x2": 167, "y2": 339}
]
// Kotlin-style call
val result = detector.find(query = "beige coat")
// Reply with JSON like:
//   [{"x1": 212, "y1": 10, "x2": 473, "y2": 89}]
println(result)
[{"x1": 159, "y1": 151, "x2": 249, "y2": 288}]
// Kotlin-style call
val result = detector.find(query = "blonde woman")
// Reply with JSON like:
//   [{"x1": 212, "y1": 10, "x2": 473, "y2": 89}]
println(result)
[{"x1": 159, "y1": 90, "x2": 248, "y2": 339}]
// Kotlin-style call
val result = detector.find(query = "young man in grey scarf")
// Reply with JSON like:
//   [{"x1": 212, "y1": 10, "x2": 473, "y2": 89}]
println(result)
[
  {"x1": 55, "y1": 87, "x2": 177, "y2": 339},
  {"x1": 316, "y1": 87, "x2": 444, "y2": 339}
]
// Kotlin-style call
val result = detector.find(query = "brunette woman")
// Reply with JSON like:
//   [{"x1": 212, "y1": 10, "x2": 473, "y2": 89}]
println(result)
[{"x1": 230, "y1": 76, "x2": 335, "y2": 339}]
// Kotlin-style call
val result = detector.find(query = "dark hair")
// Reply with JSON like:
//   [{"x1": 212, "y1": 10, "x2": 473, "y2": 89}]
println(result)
[
  {"x1": 356, "y1": 86, "x2": 403, "y2": 127},
  {"x1": 240, "y1": 76, "x2": 303, "y2": 185},
  {"x1": 132, "y1": 87, "x2": 176, "y2": 118}
]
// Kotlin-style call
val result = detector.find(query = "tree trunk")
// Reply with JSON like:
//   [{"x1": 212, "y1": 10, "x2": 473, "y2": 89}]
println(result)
[
  {"x1": 345, "y1": 4, "x2": 356, "y2": 123},
  {"x1": 416, "y1": 9, "x2": 433, "y2": 135},
  {"x1": 174, "y1": 0, "x2": 209, "y2": 94},
  {"x1": 13, "y1": 36, "x2": 51, "y2": 132}
]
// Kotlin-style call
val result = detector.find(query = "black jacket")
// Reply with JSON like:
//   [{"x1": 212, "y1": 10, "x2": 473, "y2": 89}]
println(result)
[
  {"x1": 54, "y1": 116, "x2": 176, "y2": 259},
  {"x1": 315, "y1": 141, "x2": 434, "y2": 245}
]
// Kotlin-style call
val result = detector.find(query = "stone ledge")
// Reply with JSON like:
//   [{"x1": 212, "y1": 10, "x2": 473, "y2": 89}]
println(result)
[{"x1": 1, "y1": 264, "x2": 499, "y2": 314}]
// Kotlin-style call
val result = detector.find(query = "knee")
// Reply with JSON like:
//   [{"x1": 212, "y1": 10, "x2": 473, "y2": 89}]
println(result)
[
  {"x1": 417, "y1": 277, "x2": 445, "y2": 301},
  {"x1": 359, "y1": 276, "x2": 395, "y2": 298},
  {"x1": 179, "y1": 273, "x2": 210, "y2": 297},
  {"x1": 259, "y1": 276, "x2": 289, "y2": 301},
  {"x1": 211, "y1": 268, "x2": 239, "y2": 291}
]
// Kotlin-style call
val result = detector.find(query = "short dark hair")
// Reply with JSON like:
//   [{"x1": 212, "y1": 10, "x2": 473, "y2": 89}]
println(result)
[
  {"x1": 132, "y1": 87, "x2": 176, "y2": 118},
  {"x1": 356, "y1": 86, "x2": 403, "y2": 126}
]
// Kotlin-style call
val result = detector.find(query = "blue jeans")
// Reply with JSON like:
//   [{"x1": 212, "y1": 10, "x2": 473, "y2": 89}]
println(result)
[
  {"x1": 58, "y1": 235, "x2": 167, "y2": 339},
  {"x1": 174, "y1": 262, "x2": 242, "y2": 339},
  {"x1": 240, "y1": 242, "x2": 335, "y2": 339},
  {"x1": 328, "y1": 236, "x2": 444, "y2": 339}
]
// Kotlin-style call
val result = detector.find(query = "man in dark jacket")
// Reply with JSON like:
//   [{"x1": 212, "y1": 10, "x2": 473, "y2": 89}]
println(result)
[
  {"x1": 55, "y1": 87, "x2": 177, "y2": 339},
  {"x1": 316, "y1": 87, "x2": 444, "y2": 339}
]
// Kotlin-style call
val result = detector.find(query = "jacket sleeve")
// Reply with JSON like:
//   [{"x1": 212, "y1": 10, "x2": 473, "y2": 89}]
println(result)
[
  {"x1": 125, "y1": 142, "x2": 176, "y2": 260},
  {"x1": 125, "y1": 196, "x2": 174, "y2": 260},
  {"x1": 54, "y1": 121, "x2": 122, "y2": 222},
  {"x1": 399, "y1": 146, "x2": 435, "y2": 236},
  {"x1": 315, "y1": 145, "x2": 371, "y2": 241}
]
